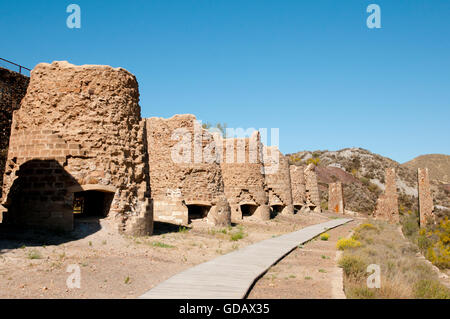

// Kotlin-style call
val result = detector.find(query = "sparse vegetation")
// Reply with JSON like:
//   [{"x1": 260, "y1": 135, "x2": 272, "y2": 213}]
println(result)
[
  {"x1": 27, "y1": 250, "x2": 42, "y2": 260},
  {"x1": 288, "y1": 154, "x2": 302, "y2": 165},
  {"x1": 178, "y1": 226, "x2": 189, "y2": 233},
  {"x1": 339, "y1": 219, "x2": 450, "y2": 299},
  {"x1": 401, "y1": 212, "x2": 450, "y2": 269},
  {"x1": 320, "y1": 233, "x2": 330, "y2": 241},
  {"x1": 336, "y1": 238, "x2": 361, "y2": 250},
  {"x1": 306, "y1": 157, "x2": 320, "y2": 166},
  {"x1": 202, "y1": 122, "x2": 228, "y2": 137},
  {"x1": 230, "y1": 225, "x2": 246, "y2": 241},
  {"x1": 150, "y1": 242, "x2": 175, "y2": 248}
]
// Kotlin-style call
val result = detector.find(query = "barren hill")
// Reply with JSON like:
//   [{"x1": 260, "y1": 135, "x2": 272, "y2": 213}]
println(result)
[
  {"x1": 402, "y1": 154, "x2": 450, "y2": 184},
  {"x1": 287, "y1": 148, "x2": 449, "y2": 217}
]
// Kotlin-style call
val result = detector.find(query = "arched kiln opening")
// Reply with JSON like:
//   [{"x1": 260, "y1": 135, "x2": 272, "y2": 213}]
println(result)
[
  {"x1": 270, "y1": 204, "x2": 284, "y2": 217},
  {"x1": 240, "y1": 204, "x2": 258, "y2": 217},
  {"x1": 73, "y1": 190, "x2": 114, "y2": 219},
  {"x1": 294, "y1": 205, "x2": 303, "y2": 213},
  {"x1": 187, "y1": 204, "x2": 211, "y2": 223}
]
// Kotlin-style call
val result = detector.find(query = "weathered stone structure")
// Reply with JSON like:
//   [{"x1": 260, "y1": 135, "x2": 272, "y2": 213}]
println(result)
[
  {"x1": 304, "y1": 164, "x2": 321, "y2": 212},
  {"x1": 0, "y1": 67, "x2": 29, "y2": 190},
  {"x1": 146, "y1": 114, "x2": 231, "y2": 226},
  {"x1": 418, "y1": 168, "x2": 434, "y2": 226},
  {"x1": 374, "y1": 168, "x2": 399, "y2": 223},
  {"x1": 1, "y1": 61, "x2": 152, "y2": 235},
  {"x1": 328, "y1": 182, "x2": 344, "y2": 214},
  {"x1": 289, "y1": 165, "x2": 306, "y2": 211},
  {"x1": 218, "y1": 131, "x2": 270, "y2": 222},
  {"x1": 263, "y1": 146, "x2": 294, "y2": 215}
]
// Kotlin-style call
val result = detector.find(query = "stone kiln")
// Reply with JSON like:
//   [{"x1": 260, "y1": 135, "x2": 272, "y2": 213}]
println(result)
[
  {"x1": 1, "y1": 61, "x2": 152, "y2": 235},
  {"x1": 146, "y1": 114, "x2": 231, "y2": 226},
  {"x1": 304, "y1": 164, "x2": 321, "y2": 212},
  {"x1": 218, "y1": 131, "x2": 270, "y2": 222},
  {"x1": 263, "y1": 146, "x2": 294, "y2": 215},
  {"x1": 374, "y1": 167, "x2": 399, "y2": 223},
  {"x1": 289, "y1": 165, "x2": 306, "y2": 211}
]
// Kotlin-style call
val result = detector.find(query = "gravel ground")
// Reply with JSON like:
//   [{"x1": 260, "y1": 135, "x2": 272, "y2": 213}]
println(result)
[{"x1": 0, "y1": 211, "x2": 339, "y2": 298}]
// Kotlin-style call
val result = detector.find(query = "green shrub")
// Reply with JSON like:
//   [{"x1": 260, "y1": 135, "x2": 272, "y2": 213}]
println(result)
[
  {"x1": 306, "y1": 157, "x2": 320, "y2": 166},
  {"x1": 347, "y1": 286, "x2": 375, "y2": 299},
  {"x1": 230, "y1": 232, "x2": 244, "y2": 241},
  {"x1": 151, "y1": 242, "x2": 175, "y2": 248},
  {"x1": 178, "y1": 226, "x2": 189, "y2": 233},
  {"x1": 414, "y1": 279, "x2": 450, "y2": 299},
  {"x1": 336, "y1": 238, "x2": 361, "y2": 250},
  {"x1": 338, "y1": 255, "x2": 367, "y2": 278},
  {"x1": 402, "y1": 214, "x2": 419, "y2": 237},
  {"x1": 320, "y1": 233, "x2": 330, "y2": 241},
  {"x1": 27, "y1": 250, "x2": 42, "y2": 260}
]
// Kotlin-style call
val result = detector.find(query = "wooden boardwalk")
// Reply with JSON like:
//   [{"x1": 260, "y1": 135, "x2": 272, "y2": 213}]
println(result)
[{"x1": 140, "y1": 218, "x2": 353, "y2": 299}]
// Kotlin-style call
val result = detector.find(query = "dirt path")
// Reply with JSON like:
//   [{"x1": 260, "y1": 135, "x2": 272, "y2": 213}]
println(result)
[
  {"x1": 0, "y1": 212, "x2": 340, "y2": 298},
  {"x1": 247, "y1": 220, "x2": 356, "y2": 299}
]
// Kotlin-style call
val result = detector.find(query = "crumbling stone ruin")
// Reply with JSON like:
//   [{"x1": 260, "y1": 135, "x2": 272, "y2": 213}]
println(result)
[
  {"x1": 2, "y1": 59, "x2": 346, "y2": 235},
  {"x1": 0, "y1": 67, "x2": 29, "y2": 190},
  {"x1": 289, "y1": 165, "x2": 306, "y2": 211},
  {"x1": 146, "y1": 114, "x2": 231, "y2": 227},
  {"x1": 1, "y1": 61, "x2": 152, "y2": 235},
  {"x1": 304, "y1": 164, "x2": 321, "y2": 212},
  {"x1": 263, "y1": 146, "x2": 294, "y2": 215},
  {"x1": 218, "y1": 131, "x2": 270, "y2": 222},
  {"x1": 328, "y1": 182, "x2": 344, "y2": 214},
  {"x1": 374, "y1": 168, "x2": 399, "y2": 223},
  {"x1": 418, "y1": 168, "x2": 434, "y2": 226}
]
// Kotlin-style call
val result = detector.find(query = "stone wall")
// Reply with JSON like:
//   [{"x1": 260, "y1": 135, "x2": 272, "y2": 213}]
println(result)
[
  {"x1": 146, "y1": 115, "x2": 230, "y2": 226},
  {"x1": 1, "y1": 61, "x2": 152, "y2": 235},
  {"x1": 289, "y1": 165, "x2": 306, "y2": 210},
  {"x1": 304, "y1": 164, "x2": 321, "y2": 212},
  {"x1": 328, "y1": 182, "x2": 344, "y2": 214},
  {"x1": 418, "y1": 168, "x2": 434, "y2": 226},
  {"x1": 374, "y1": 168, "x2": 399, "y2": 223},
  {"x1": 0, "y1": 67, "x2": 29, "y2": 191},
  {"x1": 218, "y1": 131, "x2": 270, "y2": 221},
  {"x1": 263, "y1": 146, "x2": 294, "y2": 215}
]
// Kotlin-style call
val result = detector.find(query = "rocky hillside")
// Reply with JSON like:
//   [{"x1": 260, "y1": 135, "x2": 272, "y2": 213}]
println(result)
[
  {"x1": 287, "y1": 148, "x2": 450, "y2": 218},
  {"x1": 402, "y1": 154, "x2": 450, "y2": 184}
]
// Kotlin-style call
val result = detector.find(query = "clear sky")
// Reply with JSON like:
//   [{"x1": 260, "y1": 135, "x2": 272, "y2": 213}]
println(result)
[{"x1": 1, "y1": 0, "x2": 449, "y2": 163}]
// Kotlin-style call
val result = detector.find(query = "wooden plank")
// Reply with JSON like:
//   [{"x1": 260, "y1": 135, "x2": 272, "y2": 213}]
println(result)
[{"x1": 140, "y1": 218, "x2": 352, "y2": 299}]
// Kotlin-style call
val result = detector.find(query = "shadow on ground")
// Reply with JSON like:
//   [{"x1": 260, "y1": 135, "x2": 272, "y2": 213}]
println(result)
[
  {"x1": 0, "y1": 218, "x2": 102, "y2": 254},
  {"x1": 152, "y1": 221, "x2": 188, "y2": 236}
]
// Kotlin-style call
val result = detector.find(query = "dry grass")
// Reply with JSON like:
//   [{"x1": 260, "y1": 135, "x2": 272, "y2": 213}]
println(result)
[{"x1": 339, "y1": 219, "x2": 450, "y2": 299}]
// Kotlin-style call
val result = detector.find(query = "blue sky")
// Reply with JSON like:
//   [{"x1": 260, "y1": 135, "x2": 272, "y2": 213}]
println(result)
[{"x1": 1, "y1": 0, "x2": 449, "y2": 163}]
